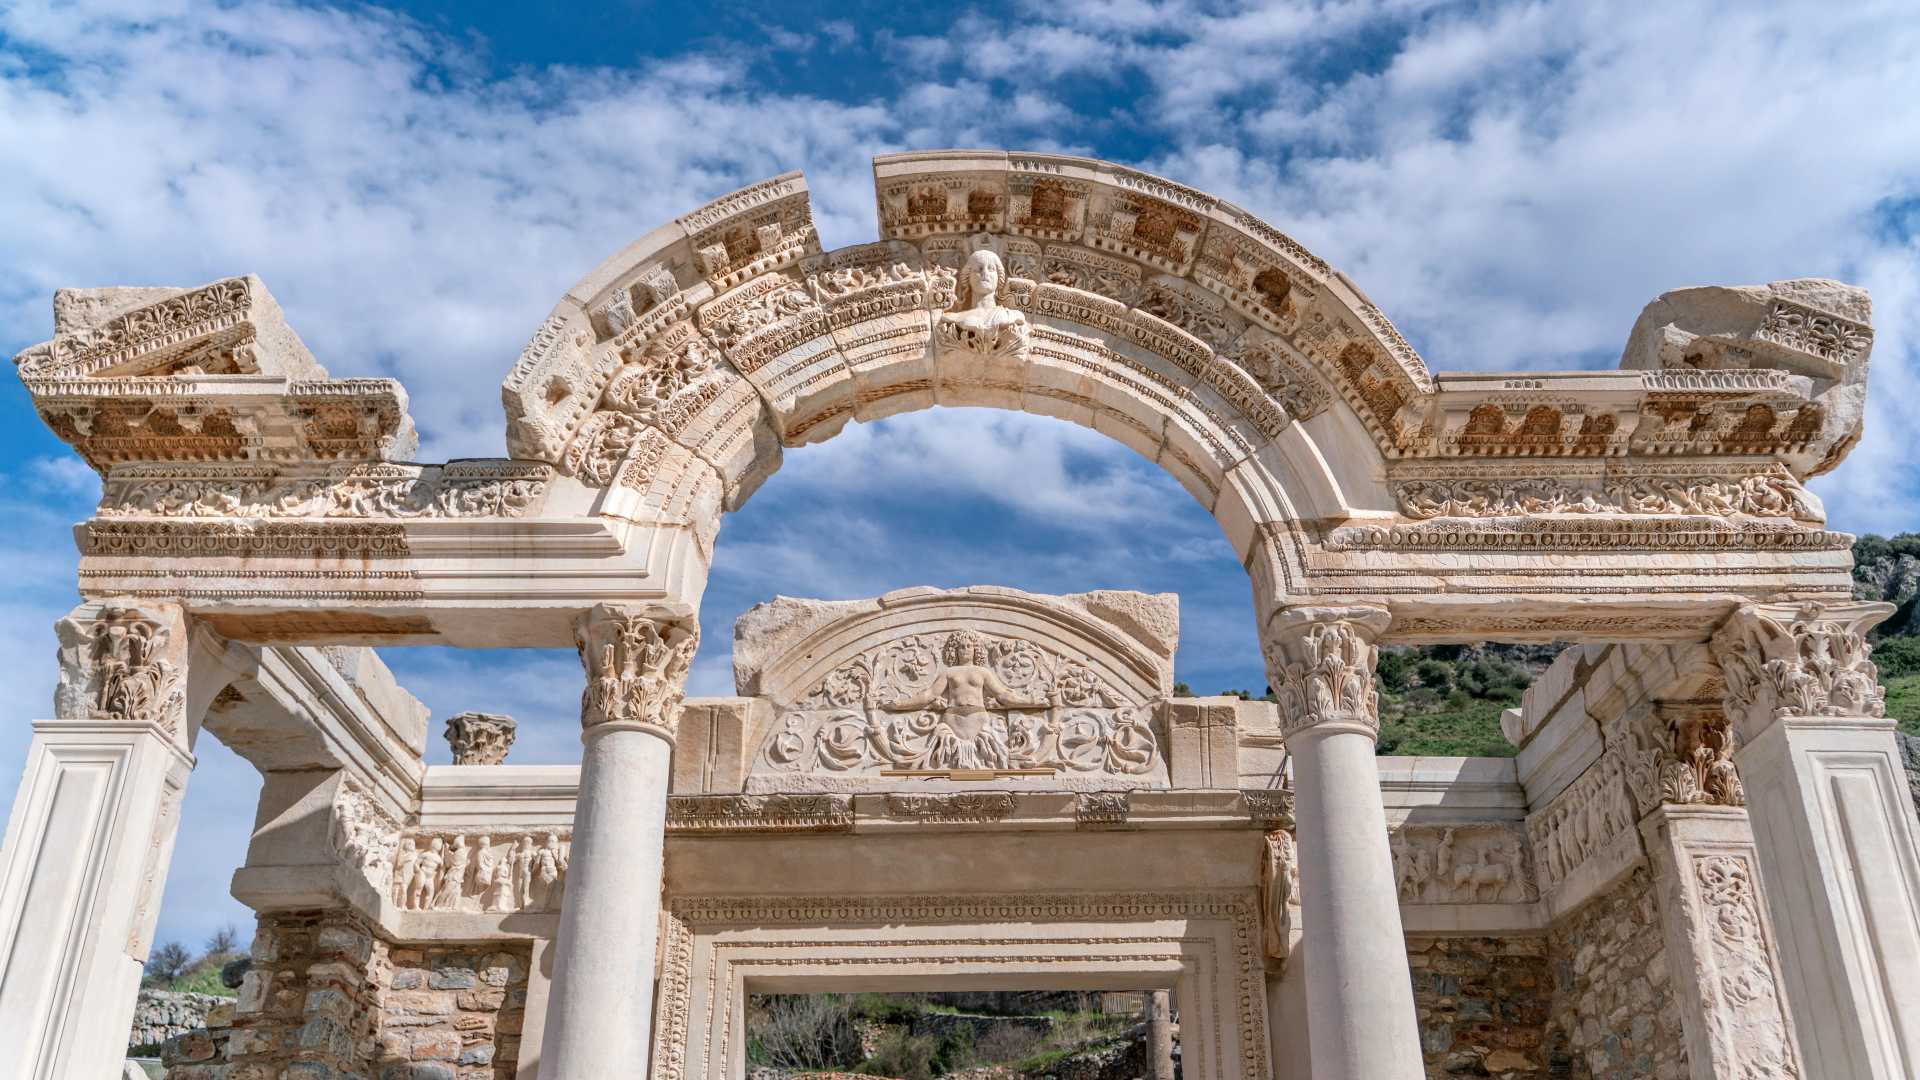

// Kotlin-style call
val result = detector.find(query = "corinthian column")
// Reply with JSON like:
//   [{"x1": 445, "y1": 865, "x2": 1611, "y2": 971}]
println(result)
[
  {"x1": 542, "y1": 605, "x2": 698, "y2": 1080},
  {"x1": 1712, "y1": 601, "x2": 1920, "y2": 1079},
  {"x1": 0, "y1": 601, "x2": 201, "y2": 1080},
  {"x1": 1263, "y1": 606, "x2": 1422, "y2": 1080}
]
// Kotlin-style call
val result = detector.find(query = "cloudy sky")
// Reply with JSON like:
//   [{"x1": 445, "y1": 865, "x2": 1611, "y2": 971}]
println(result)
[{"x1": 2, "y1": 0, "x2": 1917, "y2": 953}]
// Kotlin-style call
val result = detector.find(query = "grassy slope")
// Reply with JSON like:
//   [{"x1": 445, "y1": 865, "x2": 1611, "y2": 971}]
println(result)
[{"x1": 1884, "y1": 673, "x2": 1920, "y2": 738}]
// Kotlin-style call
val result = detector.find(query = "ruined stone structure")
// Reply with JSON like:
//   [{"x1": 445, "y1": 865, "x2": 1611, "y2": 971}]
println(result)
[{"x1": 0, "y1": 151, "x2": 1915, "y2": 1080}]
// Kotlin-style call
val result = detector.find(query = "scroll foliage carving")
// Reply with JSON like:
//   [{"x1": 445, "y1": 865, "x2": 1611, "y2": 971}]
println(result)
[
  {"x1": 1612, "y1": 704, "x2": 1744, "y2": 817},
  {"x1": 761, "y1": 628, "x2": 1159, "y2": 777},
  {"x1": 99, "y1": 464, "x2": 550, "y2": 519},
  {"x1": 1392, "y1": 471, "x2": 1818, "y2": 520},
  {"x1": 1693, "y1": 854, "x2": 1801, "y2": 1077},
  {"x1": 577, "y1": 608, "x2": 699, "y2": 737}
]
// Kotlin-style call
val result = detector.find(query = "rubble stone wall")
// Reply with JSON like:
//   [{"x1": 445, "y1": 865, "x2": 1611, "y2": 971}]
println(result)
[
  {"x1": 129, "y1": 989, "x2": 229, "y2": 1048},
  {"x1": 160, "y1": 910, "x2": 529, "y2": 1080},
  {"x1": 1407, "y1": 936, "x2": 1553, "y2": 1079},
  {"x1": 1546, "y1": 867, "x2": 1685, "y2": 1080}
]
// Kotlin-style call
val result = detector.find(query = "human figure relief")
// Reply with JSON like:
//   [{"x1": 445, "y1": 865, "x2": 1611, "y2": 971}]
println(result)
[
  {"x1": 513, "y1": 835, "x2": 536, "y2": 910},
  {"x1": 408, "y1": 836, "x2": 444, "y2": 911},
  {"x1": 880, "y1": 630, "x2": 1046, "y2": 770},
  {"x1": 490, "y1": 844, "x2": 516, "y2": 913},
  {"x1": 435, "y1": 836, "x2": 471, "y2": 910},
  {"x1": 533, "y1": 832, "x2": 567, "y2": 909},
  {"x1": 472, "y1": 834, "x2": 496, "y2": 911},
  {"x1": 392, "y1": 839, "x2": 419, "y2": 907},
  {"x1": 935, "y1": 249, "x2": 1029, "y2": 359}
]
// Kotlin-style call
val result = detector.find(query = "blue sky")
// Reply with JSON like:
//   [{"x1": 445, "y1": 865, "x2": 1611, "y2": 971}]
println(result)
[{"x1": 2, "y1": 0, "x2": 1919, "y2": 952}]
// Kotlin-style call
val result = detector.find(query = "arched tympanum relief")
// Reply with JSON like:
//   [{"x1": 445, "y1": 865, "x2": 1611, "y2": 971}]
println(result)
[{"x1": 732, "y1": 586, "x2": 1177, "y2": 791}]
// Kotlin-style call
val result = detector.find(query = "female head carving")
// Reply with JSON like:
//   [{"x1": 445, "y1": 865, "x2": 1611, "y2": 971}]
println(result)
[{"x1": 953, "y1": 248, "x2": 1006, "y2": 311}]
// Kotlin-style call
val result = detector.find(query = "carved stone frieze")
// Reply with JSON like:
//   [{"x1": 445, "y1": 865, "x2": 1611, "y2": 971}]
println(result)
[
  {"x1": 1263, "y1": 608, "x2": 1389, "y2": 738},
  {"x1": 1326, "y1": 516, "x2": 1850, "y2": 555},
  {"x1": 1241, "y1": 789, "x2": 1297, "y2": 830},
  {"x1": 1074, "y1": 791, "x2": 1131, "y2": 828},
  {"x1": 576, "y1": 607, "x2": 699, "y2": 738},
  {"x1": 884, "y1": 792, "x2": 1017, "y2": 823},
  {"x1": 389, "y1": 829, "x2": 570, "y2": 914},
  {"x1": 444, "y1": 712, "x2": 516, "y2": 766},
  {"x1": 665, "y1": 794, "x2": 855, "y2": 834},
  {"x1": 1711, "y1": 602, "x2": 1891, "y2": 737},
  {"x1": 1390, "y1": 823, "x2": 1535, "y2": 904},
  {"x1": 1526, "y1": 752, "x2": 1638, "y2": 895},
  {"x1": 760, "y1": 627, "x2": 1160, "y2": 779},
  {"x1": 329, "y1": 776, "x2": 401, "y2": 897},
  {"x1": 98, "y1": 461, "x2": 551, "y2": 519},
  {"x1": 53, "y1": 601, "x2": 188, "y2": 736},
  {"x1": 1389, "y1": 467, "x2": 1819, "y2": 521}
]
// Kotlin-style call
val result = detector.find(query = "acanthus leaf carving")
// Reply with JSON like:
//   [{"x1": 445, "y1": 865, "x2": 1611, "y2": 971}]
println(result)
[
  {"x1": 1263, "y1": 608, "x2": 1388, "y2": 738},
  {"x1": 1711, "y1": 602, "x2": 1890, "y2": 736},
  {"x1": 444, "y1": 711, "x2": 516, "y2": 766},
  {"x1": 577, "y1": 607, "x2": 699, "y2": 738},
  {"x1": 1693, "y1": 854, "x2": 1802, "y2": 1077},
  {"x1": 54, "y1": 601, "x2": 187, "y2": 735}
]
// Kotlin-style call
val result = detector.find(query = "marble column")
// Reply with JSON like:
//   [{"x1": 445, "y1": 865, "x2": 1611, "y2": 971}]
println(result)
[
  {"x1": 542, "y1": 605, "x2": 698, "y2": 1080},
  {"x1": 1145, "y1": 989, "x2": 1175, "y2": 1080},
  {"x1": 1263, "y1": 606, "x2": 1423, "y2": 1080},
  {"x1": 1712, "y1": 601, "x2": 1920, "y2": 1078},
  {"x1": 0, "y1": 600, "x2": 211, "y2": 1080}
]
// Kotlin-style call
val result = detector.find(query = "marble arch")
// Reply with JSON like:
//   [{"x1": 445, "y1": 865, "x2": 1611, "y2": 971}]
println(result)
[{"x1": 2, "y1": 149, "x2": 1917, "y2": 1080}]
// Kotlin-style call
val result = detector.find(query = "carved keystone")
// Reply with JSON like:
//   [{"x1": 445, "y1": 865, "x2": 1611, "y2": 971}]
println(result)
[{"x1": 444, "y1": 712, "x2": 516, "y2": 765}]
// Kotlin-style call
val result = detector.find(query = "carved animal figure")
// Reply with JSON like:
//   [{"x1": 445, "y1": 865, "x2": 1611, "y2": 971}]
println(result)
[{"x1": 1460, "y1": 847, "x2": 1512, "y2": 902}]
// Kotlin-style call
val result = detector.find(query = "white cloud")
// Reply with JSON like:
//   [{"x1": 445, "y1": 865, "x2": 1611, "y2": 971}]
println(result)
[{"x1": 2, "y1": 0, "x2": 1918, "y2": 955}]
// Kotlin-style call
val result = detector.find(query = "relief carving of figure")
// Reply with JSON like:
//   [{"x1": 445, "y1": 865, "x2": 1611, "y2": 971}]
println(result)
[
  {"x1": 472, "y1": 834, "x2": 496, "y2": 909},
  {"x1": 407, "y1": 836, "x2": 444, "y2": 911},
  {"x1": 434, "y1": 835, "x2": 471, "y2": 910},
  {"x1": 935, "y1": 249, "x2": 1029, "y2": 359},
  {"x1": 513, "y1": 835, "x2": 537, "y2": 911},
  {"x1": 880, "y1": 630, "x2": 1048, "y2": 769}
]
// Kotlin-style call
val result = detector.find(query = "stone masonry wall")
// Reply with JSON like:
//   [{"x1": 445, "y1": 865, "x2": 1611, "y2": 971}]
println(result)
[
  {"x1": 1407, "y1": 936, "x2": 1552, "y2": 1079},
  {"x1": 161, "y1": 911, "x2": 529, "y2": 1080},
  {"x1": 130, "y1": 989, "x2": 228, "y2": 1048},
  {"x1": 1546, "y1": 867, "x2": 1685, "y2": 1080},
  {"x1": 378, "y1": 944, "x2": 530, "y2": 1077}
]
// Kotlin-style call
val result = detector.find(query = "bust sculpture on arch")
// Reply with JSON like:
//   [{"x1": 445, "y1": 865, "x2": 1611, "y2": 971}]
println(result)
[
  {"x1": 734, "y1": 585, "x2": 1177, "y2": 792},
  {"x1": 934, "y1": 247, "x2": 1030, "y2": 359}
]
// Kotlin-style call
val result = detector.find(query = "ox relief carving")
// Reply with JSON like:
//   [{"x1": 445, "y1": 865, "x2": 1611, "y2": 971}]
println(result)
[
  {"x1": 1527, "y1": 752, "x2": 1637, "y2": 896},
  {"x1": 576, "y1": 608, "x2": 699, "y2": 738},
  {"x1": 1611, "y1": 703, "x2": 1744, "y2": 818},
  {"x1": 389, "y1": 830, "x2": 571, "y2": 913},
  {"x1": 934, "y1": 249, "x2": 1030, "y2": 360},
  {"x1": 761, "y1": 628, "x2": 1160, "y2": 778},
  {"x1": 1712, "y1": 602, "x2": 1889, "y2": 735},
  {"x1": 54, "y1": 602, "x2": 186, "y2": 734},
  {"x1": 1390, "y1": 824, "x2": 1534, "y2": 904}
]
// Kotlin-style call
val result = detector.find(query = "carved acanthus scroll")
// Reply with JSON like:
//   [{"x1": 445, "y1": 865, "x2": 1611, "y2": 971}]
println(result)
[
  {"x1": 576, "y1": 606, "x2": 699, "y2": 738},
  {"x1": 1612, "y1": 702, "x2": 1745, "y2": 817},
  {"x1": 445, "y1": 712, "x2": 516, "y2": 766}
]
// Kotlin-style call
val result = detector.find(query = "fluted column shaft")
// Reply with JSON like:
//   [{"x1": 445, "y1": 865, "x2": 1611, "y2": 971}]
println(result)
[
  {"x1": 542, "y1": 606, "x2": 698, "y2": 1080},
  {"x1": 1263, "y1": 606, "x2": 1423, "y2": 1080},
  {"x1": 1713, "y1": 601, "x2": 1920, "y2": 1079}
]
